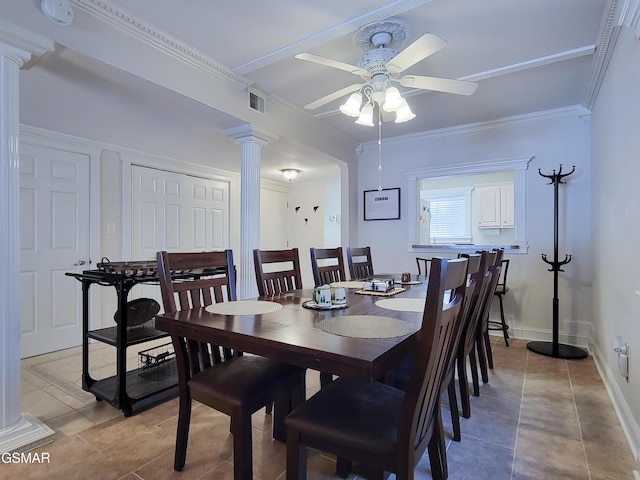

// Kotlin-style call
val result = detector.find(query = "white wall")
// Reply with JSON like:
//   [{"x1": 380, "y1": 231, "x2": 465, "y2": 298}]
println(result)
[
  {"x1": 591, "y1": 25, "x2": 640, "y2": 459},
  {"x1": 288, "y1": 179, "x2": 342, "y2": 287},
  {"x1": 356, "y1": 112, "x2": 592, "y2": 343}
]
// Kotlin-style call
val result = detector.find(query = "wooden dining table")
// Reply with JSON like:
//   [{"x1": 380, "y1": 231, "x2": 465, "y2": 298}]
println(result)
[{"x1": 154, "y1": 276, "x2": 428, "y2": 383}]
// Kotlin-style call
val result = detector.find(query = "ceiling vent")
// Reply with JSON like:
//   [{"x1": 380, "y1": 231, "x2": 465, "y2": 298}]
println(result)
[{"x1": 248, "y1": 89, "x2": 265, "y2": 114}]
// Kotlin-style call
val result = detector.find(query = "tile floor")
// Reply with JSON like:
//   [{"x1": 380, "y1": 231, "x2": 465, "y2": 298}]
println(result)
[{"x1": 4, "y1": 337, "x2": 638, "y2": 479}]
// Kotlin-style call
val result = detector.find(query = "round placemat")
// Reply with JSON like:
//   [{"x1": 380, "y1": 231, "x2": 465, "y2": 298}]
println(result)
[
  {"x1": 205, "y1": 300, "x2": 282, "y2": 315},
  {"x1": 330, "y1": 281, "x2": 365, "y2": 289},
  {"x1": 375, "y1": 298, "x2": 425, "y2": 312},
  {"x1": 317, "y1": 315, "x2": 417, "y2": 339}
]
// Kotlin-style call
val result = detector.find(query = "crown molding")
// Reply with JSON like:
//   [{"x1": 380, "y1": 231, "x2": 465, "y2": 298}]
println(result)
[
  {"x1": 583, "y1": 0, "x2": 622, "y2": 109},
  {"x1": 619, "y1": 0, "x2": 640, "y2": 37},
  {"x1": 69, "y1": 0, "x2": 251, "y2": 89},
  {"x1": 364, "y1": 105, "x2": 591, "y2": 148}
]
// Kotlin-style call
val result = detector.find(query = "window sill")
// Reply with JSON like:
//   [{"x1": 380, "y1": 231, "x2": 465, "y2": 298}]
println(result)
[{"x1": 410, "y1": 243, "x2": 527, "y2": 254}]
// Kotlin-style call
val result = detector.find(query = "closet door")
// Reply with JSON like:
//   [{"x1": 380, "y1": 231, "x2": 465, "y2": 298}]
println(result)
[{"x1": 131, "y1": 165, "x2": 230, "y2": 304}]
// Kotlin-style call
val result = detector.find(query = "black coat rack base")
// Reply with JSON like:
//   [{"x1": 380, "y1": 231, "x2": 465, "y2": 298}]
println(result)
[
  {"x1": 527, "y1": 341, "x2": 588, "y2": 359},
  {"x1": 527, "y1": 164, "x2": 587, "y2": 360}
]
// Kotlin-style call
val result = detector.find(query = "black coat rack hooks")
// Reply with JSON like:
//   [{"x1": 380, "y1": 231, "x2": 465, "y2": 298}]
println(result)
[{"x1": 527, "y1": 164, "x2": 588, "y2": 359}]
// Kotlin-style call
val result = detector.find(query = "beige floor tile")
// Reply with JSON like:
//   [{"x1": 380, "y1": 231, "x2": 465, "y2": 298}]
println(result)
[
  {"x1": 21, "y1": 388, "x2": 75, "y2": 422},
  {"x1": 14, "y1": 337, "x2": 634, "y2": 480}
]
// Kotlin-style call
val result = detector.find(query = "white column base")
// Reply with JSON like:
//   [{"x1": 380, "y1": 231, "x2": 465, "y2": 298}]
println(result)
[{"x1": 0, "y1": 413, "x2": 54, "y2": 453}]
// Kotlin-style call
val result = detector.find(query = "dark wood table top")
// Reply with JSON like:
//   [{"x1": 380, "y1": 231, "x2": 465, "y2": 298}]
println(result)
[{"x1": 155, "y1": 278, "x2": 427, "y2": 382}]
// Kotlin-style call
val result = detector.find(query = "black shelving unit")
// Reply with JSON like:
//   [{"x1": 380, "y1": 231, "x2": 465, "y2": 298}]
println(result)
[{"x1": 67, "y1": 267, "x2": 178, "y2": 416}]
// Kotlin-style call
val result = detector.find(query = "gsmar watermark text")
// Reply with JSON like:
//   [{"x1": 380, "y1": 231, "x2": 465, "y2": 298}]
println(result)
[{"x1": 1, "y1": 452, "x2": 50, "y2": 463}]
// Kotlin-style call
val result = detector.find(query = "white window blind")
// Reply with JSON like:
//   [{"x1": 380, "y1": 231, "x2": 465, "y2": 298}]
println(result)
[{"x1": 429, "y1": 196, "x2": 466, "y2": 240}]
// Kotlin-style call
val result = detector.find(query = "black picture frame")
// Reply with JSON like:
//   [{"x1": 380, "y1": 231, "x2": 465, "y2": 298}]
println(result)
[{"x1": 363, "y1": 187, "x2": 401, "y2": 220}]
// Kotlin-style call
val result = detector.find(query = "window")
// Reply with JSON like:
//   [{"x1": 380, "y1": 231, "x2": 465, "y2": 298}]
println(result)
[
  {"x1": 404, "y1": 156, "x2": 532, "y2": 252},
  {"x1": 420, "y1": 187, "x2": 472, "y2": 244}
]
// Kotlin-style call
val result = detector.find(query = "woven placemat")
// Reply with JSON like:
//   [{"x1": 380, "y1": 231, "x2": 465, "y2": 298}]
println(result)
[
  {"x1": 205, "y1": 300, "x2": 282, "y2": 315},
  {"x1": 330, "y1": 281, "x2": 366, "y2": 289},
  {"x1": 317, "y1": 315, "x2": 417, "y2": 339},
  {"x1": 376, "y1": 297, "x2": 425, "y2": 312},
  {"x1": 354, "y1": 287, "x2": 406, "y2": 297}
]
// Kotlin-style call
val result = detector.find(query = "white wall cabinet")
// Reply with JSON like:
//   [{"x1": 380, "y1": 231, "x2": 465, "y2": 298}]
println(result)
[{"x1": 476, "y1": 184, "x2": 514, "y2": 228}]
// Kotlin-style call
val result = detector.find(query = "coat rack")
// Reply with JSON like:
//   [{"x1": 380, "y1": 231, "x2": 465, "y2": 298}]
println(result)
[{"x1": 527, "y1": 164, "x2": 588, "y2": 359}]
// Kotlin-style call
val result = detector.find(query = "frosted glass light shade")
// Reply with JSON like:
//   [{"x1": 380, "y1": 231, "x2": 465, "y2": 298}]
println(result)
[
  {"x1": 339, "y1": 93, "x2": 363, "y2": 117},
  {"x1": 355, "y1": 104, "x2": 374, "y2": 126}
]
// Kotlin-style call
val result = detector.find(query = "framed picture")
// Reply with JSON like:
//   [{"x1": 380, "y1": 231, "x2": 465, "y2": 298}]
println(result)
[{"x1": 364, "y1": 187, "x2": 401, "y2": 220}]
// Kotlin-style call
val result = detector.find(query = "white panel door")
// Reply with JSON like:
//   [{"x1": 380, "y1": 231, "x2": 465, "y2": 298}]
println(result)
[
  {"x1": 131, "y1": 165, "x2": 230, "y2": 303},
  {"x1": 20, "y1": 144, "x2": 91, "y2": 358}
]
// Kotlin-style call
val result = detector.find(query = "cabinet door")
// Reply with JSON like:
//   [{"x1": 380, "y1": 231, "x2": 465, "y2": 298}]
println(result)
[
  {"x1": 477, "y1": 186, "x2": 501, "y2": 227},
  {"x1": 501, "y1": 185, "x2": 515, "y2": 227}
]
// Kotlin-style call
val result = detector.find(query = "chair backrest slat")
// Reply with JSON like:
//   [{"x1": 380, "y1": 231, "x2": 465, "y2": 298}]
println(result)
[
  {"x1": 156, "y1": 250, "x2": 238, "y2": 383},
  {"x1": 346, "y1": 246, "x2": 374, "y2": 280},
  {"x1": 310, "y1": 247, "x2": 346, "y2": 286},
  {"x1": 253, "y1": 248, "x2": 303, "y2": 296}
]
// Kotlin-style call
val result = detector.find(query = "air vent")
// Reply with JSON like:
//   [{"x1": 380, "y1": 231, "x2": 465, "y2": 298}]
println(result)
[{"x1": 248, "y1": 89, "x2": 265, "y2": 114}]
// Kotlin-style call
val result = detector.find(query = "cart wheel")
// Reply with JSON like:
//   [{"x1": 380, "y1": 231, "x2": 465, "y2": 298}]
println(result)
[
  {"x1": 95, "y1": 396, "x2": 102, "y2": 402},
  {"x1": 123, "y1": 407, "x2": 132, "y2": 417}
]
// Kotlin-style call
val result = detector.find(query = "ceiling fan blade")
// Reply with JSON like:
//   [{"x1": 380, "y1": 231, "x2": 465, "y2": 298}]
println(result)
[
  {"x1": 303, "y1": 83, "x2": 364, "y2": 110},
  {"x1": 399, "y1": 75, "x2": 479, "y2": 96},
  {"x1": 386, "y1": 33, "x2": 448, "y2": 74},
  {"x1": 295, "y1": 53, "x2": 369, "y2": 77}
]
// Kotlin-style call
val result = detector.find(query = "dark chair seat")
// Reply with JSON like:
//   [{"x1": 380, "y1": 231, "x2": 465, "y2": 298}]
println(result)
[
  {"x1": 189, "y1": 356, "x2": 302, "y2": 410},
  {"x1": 286, "y1": 378, "x2": 403, "y2": 456}
]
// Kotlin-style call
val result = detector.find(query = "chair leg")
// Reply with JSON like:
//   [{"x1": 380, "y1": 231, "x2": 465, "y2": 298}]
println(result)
[
  {"x1": 476, "y1": 335, "x2": 489, "y2": 384},
  {"x1": 498, "y1": 295, "x2": 510, "y2": 346},
  {"x1": 336, "y1": 457, "x2": 352, "y2": 478},
  {"x1": 320, "y1": 371, "x2": 334, "y2": 388},
  {"x1": 469, "y1": 346, "x2": 480, "y2": 397},
  {"x1": 457, "y1": 354, "x2": 471, "y2": 418},
  {"x1": 174, "y1": 396, "x2": 192, "y2": 471},
  {"x1": 435, "y1": 402, "x2": 448, "y2": 478},
  {"x1": 429, "y1": 408, "x2": 448, "y2": 480},
  {"x1": 231, "y1": 412, "x2": 253, "y2": 480},
  {"x1": 447, "y1": 380, "x2": 461, "y2": 442},
  {"x1": 286, "y1": 428, "x2": 307, "y2": 480},
  {"x1": 484, "y1": 330, "x2": 494, "y2": 370}
]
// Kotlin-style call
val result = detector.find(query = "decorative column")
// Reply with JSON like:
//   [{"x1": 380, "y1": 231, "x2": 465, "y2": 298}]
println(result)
[
  {"x1": 225, "y1": 125, "x2": 278, "y2": 299},
  {"x1": 0, "y1": 21, "x2": 55, "y2": 452}
]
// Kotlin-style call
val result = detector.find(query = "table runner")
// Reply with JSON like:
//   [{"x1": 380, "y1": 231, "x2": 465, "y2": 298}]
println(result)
[
  {"x1": 205, "y1": 300, "x2": 282, "y2": 315},
  {"x1": 317, "y1": 315, "x2": 417, "y2": 339}
]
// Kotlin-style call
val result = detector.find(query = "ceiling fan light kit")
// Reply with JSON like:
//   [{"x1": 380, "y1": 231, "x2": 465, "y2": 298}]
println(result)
[{"x1": 297, "y1": 20, "x2": 478, "y2": 127}]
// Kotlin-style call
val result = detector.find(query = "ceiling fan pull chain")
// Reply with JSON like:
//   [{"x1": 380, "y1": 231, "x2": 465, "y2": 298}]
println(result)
[{"x1": 378, "y1": 109, "x2": 383, "y2": 191}]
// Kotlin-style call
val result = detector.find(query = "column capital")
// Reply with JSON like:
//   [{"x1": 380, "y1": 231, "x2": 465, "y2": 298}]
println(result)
[
  {"x1": 224, "y1": 124, "x2": 278, "y2": 146},
  {"x1": 0, "y1": 20, "x2": 54, "y2": 65}
]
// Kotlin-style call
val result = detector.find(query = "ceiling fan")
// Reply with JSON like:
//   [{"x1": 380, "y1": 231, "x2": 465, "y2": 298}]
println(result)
[{"x1": 295, "y1": 20, "x2": 478, "y2": 123}]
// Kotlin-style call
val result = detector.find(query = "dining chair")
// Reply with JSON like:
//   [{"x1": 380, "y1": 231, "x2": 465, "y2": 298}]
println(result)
[
  {"x1": 475, "y1": 249, "x2": 503, "y2": 384},
  {"x1": 156, "y1": 250, "x2": 306, "y2": 479},
  {"x1": 416, "y1": 257, "x2": 431, "y2": 276},
  {"x1": 345, "y1": 246, "x2": 374, "y2": 280},
  {"x1": 386, "y1": 253, "x2": 479, "y2": 447},
  {"x1": 253, "y1": 248, "x2": 303, "y2": 295},
  {"x1": 456, "y1": 251, "x2": 494, "y2": 419},
  {"x1": 488, "y1": 258, "x2": 511, "y2": 345},
  {"x1": 309, "y1": 247, "x2": 346, "y2": 286},
  {"x1": 285, "y1": 256, "x2": 469, "y2": 480}
]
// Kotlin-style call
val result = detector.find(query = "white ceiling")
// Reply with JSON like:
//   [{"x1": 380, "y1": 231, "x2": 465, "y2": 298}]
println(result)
[{"x1": 6, "y1": 0, "x2": 609, "y2": 182}]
